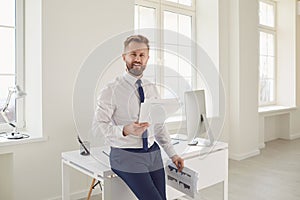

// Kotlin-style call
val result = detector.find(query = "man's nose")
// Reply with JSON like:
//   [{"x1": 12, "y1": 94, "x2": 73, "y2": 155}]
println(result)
[{"x1": 134, "y1": 56, "x2": 141, "y2": 62}]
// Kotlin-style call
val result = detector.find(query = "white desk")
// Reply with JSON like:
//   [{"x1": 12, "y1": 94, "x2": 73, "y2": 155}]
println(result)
[{"x1": 62, "y1": 139, "x2": 228, "y2": 200}]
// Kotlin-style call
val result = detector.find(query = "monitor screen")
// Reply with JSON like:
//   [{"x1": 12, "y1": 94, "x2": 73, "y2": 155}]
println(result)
[
  {"x1": 184, "y1": 90, "x2": 206, "y2": 142},
  {"x1": 184, "y1": 90, "x2": 214, "y2": 146}
]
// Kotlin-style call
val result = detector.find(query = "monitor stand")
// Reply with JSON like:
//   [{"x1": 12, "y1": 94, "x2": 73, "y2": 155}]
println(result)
[
  {"x1": 7, "y1": 132, "x2": 24, "y2": 139},
  {"x1": 170, "y1": 133, "x2": 188, "y2": 141},
  {"x1": 188, "y1": 114, "x2": 214, "y2": 147}
]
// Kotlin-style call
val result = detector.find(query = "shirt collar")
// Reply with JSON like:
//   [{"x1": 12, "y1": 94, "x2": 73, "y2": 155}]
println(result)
[{"x1": 123, "y1": 71, "x2": 144, "y2": 86}]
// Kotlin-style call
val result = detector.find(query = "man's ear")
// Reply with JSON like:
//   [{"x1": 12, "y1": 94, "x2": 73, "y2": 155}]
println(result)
[{"x1": 122, "y1": 53, "x2": 126, "y2": 61}]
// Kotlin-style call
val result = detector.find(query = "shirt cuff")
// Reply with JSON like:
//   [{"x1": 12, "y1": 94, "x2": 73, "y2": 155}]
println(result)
[
  {"x1": 116, "y1": 125, "x2": 125, "y2": 138},
  {"x1": 165, "y1": 146, "x2": 177, "y2": 158}
]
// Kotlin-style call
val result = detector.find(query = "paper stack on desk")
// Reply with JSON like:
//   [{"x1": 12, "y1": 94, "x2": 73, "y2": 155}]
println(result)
[
  {"x1": 139, "y1": 98, "x2": 180, "y2": 124},
  {"x1": 165, "y1": 163, "x2": 199, "y2": 198}
]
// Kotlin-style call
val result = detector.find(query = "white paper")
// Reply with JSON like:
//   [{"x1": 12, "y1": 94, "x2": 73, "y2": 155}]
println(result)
[
  {"x1": 139, "y1": 98, "x2": 180, "y2": 124},
  {"x1": 165, "y1": 162, "x2": 199, "y2": 198}
]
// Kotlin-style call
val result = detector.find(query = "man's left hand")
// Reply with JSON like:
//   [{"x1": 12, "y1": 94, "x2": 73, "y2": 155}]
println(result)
[{"x1": 171, "y1": 155, "x2": 184, "y2": 172}]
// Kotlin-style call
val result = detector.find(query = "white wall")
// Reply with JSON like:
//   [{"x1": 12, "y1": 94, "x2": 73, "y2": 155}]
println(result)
[
  {"x1": 290, "y1": 3, "x2": 300, "y2": 139},
  {"x1": 25, "y1": 0, "x2": 43, "y2": 138},
  {"x1": 0, "y1": 153, "x2": 13, "y2": 200},
  {"x1": 277, "y1": 0, "x2": 296, "y2": 107},
  {"x1": 195, "y1": 0, "x2": 230, "y2": 143},
  {"x1": 218, "y1": 0, "x2": 230, "y2": 144},
  {"x1": 0, "y1": 0, "x2": 134, "y2": 199},
  {"x1": 196, "y1": 0, "x2": 219, "y2": 68},
  {"x1": 228, "y1": 0, "x2": 260, "y2": 160}
]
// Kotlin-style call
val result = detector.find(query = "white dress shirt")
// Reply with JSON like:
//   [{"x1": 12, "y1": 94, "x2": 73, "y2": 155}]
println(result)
[{"x1": 93, "y1": 72, "x2": 177, "y2": 158}]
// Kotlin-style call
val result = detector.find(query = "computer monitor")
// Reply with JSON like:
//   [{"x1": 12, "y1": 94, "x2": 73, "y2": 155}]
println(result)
[{"x1": 184, "y1": 90, "x2": 214, "y2": 146}]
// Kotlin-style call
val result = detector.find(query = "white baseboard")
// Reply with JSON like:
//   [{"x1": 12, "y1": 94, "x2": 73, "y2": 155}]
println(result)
[
  {"x1": 48, "y1": 188, "x2": 101, "y2": 200},
  {"x1": 258, "y1": 142, "x2": 265, "y2": 149},
  {"x1": 289, "y1": 132, "x2": 300, "y2": 140},
  {"x1": 229, "y1": 149, "x2": 260, "y2": 161}
]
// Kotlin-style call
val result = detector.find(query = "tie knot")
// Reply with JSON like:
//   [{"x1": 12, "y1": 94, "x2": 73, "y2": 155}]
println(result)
[{"x1": 136, "y1": 79, "x2": 142, "y2": 87}]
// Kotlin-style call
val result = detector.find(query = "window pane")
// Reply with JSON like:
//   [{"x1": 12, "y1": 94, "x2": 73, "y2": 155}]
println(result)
[
  {"x1": 267, "y1": 56, "x2": 275, "y2": 79},
  {"x1": 259, "y1": 55, "x2": 267, "y2": 79},
  {"x1": 164, "y1": 11, "x2": 178, "y2": 44},
  {"x1": 164, "y1": 44, "x2": 177, "y2": 54},
  {"x1": 143, "y1": 48, "x2": 156, "y2": 79},
  {"x1": 164, "y1": 51, "x2": 178, "y2": 76},
  {"x1": 164, "y1": 11, "x2": 192, "y2": 45},
  {"x1": 259, "y1": 79, "x2": 274, "y2": 103},
  {"x1": 259, "y1": 29, "x2": 275, "y2": 105},
  {"x1": 165, "y1": 0, "x2": 192, "y2": 6},
  {"x1": 267, "y1": 33, "x2": 274, "y2": 56},
  {"x1": 269, "y1": 80, "x2": 275, "y2": 102},
  {"x1": 0, "y1": 27, "x2": 15, "y2": 74},
  {"x1": 179, "y1": 14, "x2": 192, "y2": 39},
  {"x1": 179, "y1": 58, "x2": 191, "y2": 77},
  {"x1": 260, "y1": 32, "x2": 275, "y2": 56},
  {"x1": 178, "y1": 45, "x2": 192, "y2": 63},
  {"x1": 165, "y1": 0, "x2": 177, "y2": 3},
  {"x1": 267, "y1": 3, "x2": 275, "y2": 27},
  {"x1": 139, "y1": 6, "x2": 156, "y2": 29},
  {"x1": 259, "y1": 55, "x2": 274, "y2": 80},
  {"x1": 135, "y1": 6, "x2": 156, "y2": 42},
  {"x1": 259, "y1": 54, "x2": 275, "y2": 104},
  {"x1": 144, "y1": 62, "x2": 155, "y2": 78},
  {"x1": 260, "y1": 32, "x2": 267, "y2": 56},
  {"x1": 179, "y1": 76, "x2": 191, "y2": 101},
  {"x1": 0, "y1": 76, "x2": 16, "y2": 123},
  {"x1": 163, "y1": 76, "x2": 191, "y2": 103},
  {"x1": 0, "y1": 0, "x2": 15, "y2": 26},
  {"x1": 163, "y1": 76, "x2": 179, "y2": 99},
  {"x1": 178, "y1": 0, "x2": 192, "y2": 7},
  {"x1": 259, "y1": 1, "x2": 275, "y2": 27},
  {"x1": 164, "y1": 11, "x2": 178, "y2": 31}
]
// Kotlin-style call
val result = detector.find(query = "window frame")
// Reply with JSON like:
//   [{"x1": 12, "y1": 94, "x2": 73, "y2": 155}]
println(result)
[
  {"x1": 0, "y1": 0, "x2": 25, "y2": 131},
  {"x1": 258, "y1": 0, "x2": 277, "y2": 106},
  {"x1": 160, "y1": 5, "x2": 197, "y2": 95},
  {"x1": 135, "y1": 0, "x2": 197, "y2": 97}
]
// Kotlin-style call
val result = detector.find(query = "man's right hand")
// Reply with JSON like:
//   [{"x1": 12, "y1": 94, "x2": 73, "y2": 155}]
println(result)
[{"x1": 123, "y1": 122, "x2": 149, "y2": 136}]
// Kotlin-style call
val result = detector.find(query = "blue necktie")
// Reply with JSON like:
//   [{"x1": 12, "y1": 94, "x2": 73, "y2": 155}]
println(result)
[{"x1": 136, "y1": 79, "x2": 148, "y2": 151}]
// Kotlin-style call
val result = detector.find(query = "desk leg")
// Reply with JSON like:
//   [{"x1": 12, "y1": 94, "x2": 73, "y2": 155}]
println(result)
[
  {"x1": 102, "y1": 176, "x2": 137, "y2": 200},
  {"x1": 223, "y1": 149, "x2": 228, "y2": 200},
  {"x1": 62, "y1": 160, "x2": 70, "y2": 200}
]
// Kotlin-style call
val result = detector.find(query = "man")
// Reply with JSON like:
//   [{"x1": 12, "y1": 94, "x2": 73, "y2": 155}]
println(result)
[{"x1": 93, "y1": 35, "x2": 184, "y2": 200}]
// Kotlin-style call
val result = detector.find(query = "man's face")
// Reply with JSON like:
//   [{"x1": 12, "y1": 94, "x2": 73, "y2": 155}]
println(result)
[{"x1": 122, "y1": 41, "x2": 149, "y2": 76}]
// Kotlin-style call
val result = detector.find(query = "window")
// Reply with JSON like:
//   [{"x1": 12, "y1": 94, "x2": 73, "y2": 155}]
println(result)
[
  {"x1": 258, "y1": 0, "x2": 276, "y2": 106},
  {"x1": 165, "y1": 0, "x2": 192, "y2": 7},
  {"x1": 0, "y1": 0, "x2": 24, "y2": 128},
  {"x1": 135, "y1": 0, "x2": 196, "y2": 108}
]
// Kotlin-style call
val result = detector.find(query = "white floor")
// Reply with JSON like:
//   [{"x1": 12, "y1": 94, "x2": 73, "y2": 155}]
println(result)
[{"x1": 80, "y1": 138, "x2": 300, "y2": 200}]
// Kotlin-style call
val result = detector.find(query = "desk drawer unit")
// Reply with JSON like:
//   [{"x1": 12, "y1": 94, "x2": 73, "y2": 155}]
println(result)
[{"x1": 184, "y1": 149, "x2": 227, "y2": 190}]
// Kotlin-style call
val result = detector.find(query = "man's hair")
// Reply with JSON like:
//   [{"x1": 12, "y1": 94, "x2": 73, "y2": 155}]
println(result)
[{"x1": 123, "y1": 35, "x2": 150, "y2": 52}]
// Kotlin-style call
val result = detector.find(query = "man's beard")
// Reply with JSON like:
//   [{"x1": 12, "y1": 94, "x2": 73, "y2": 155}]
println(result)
[{"x1": 126, "y1": 63, "x2": 146, "y2": 76}]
